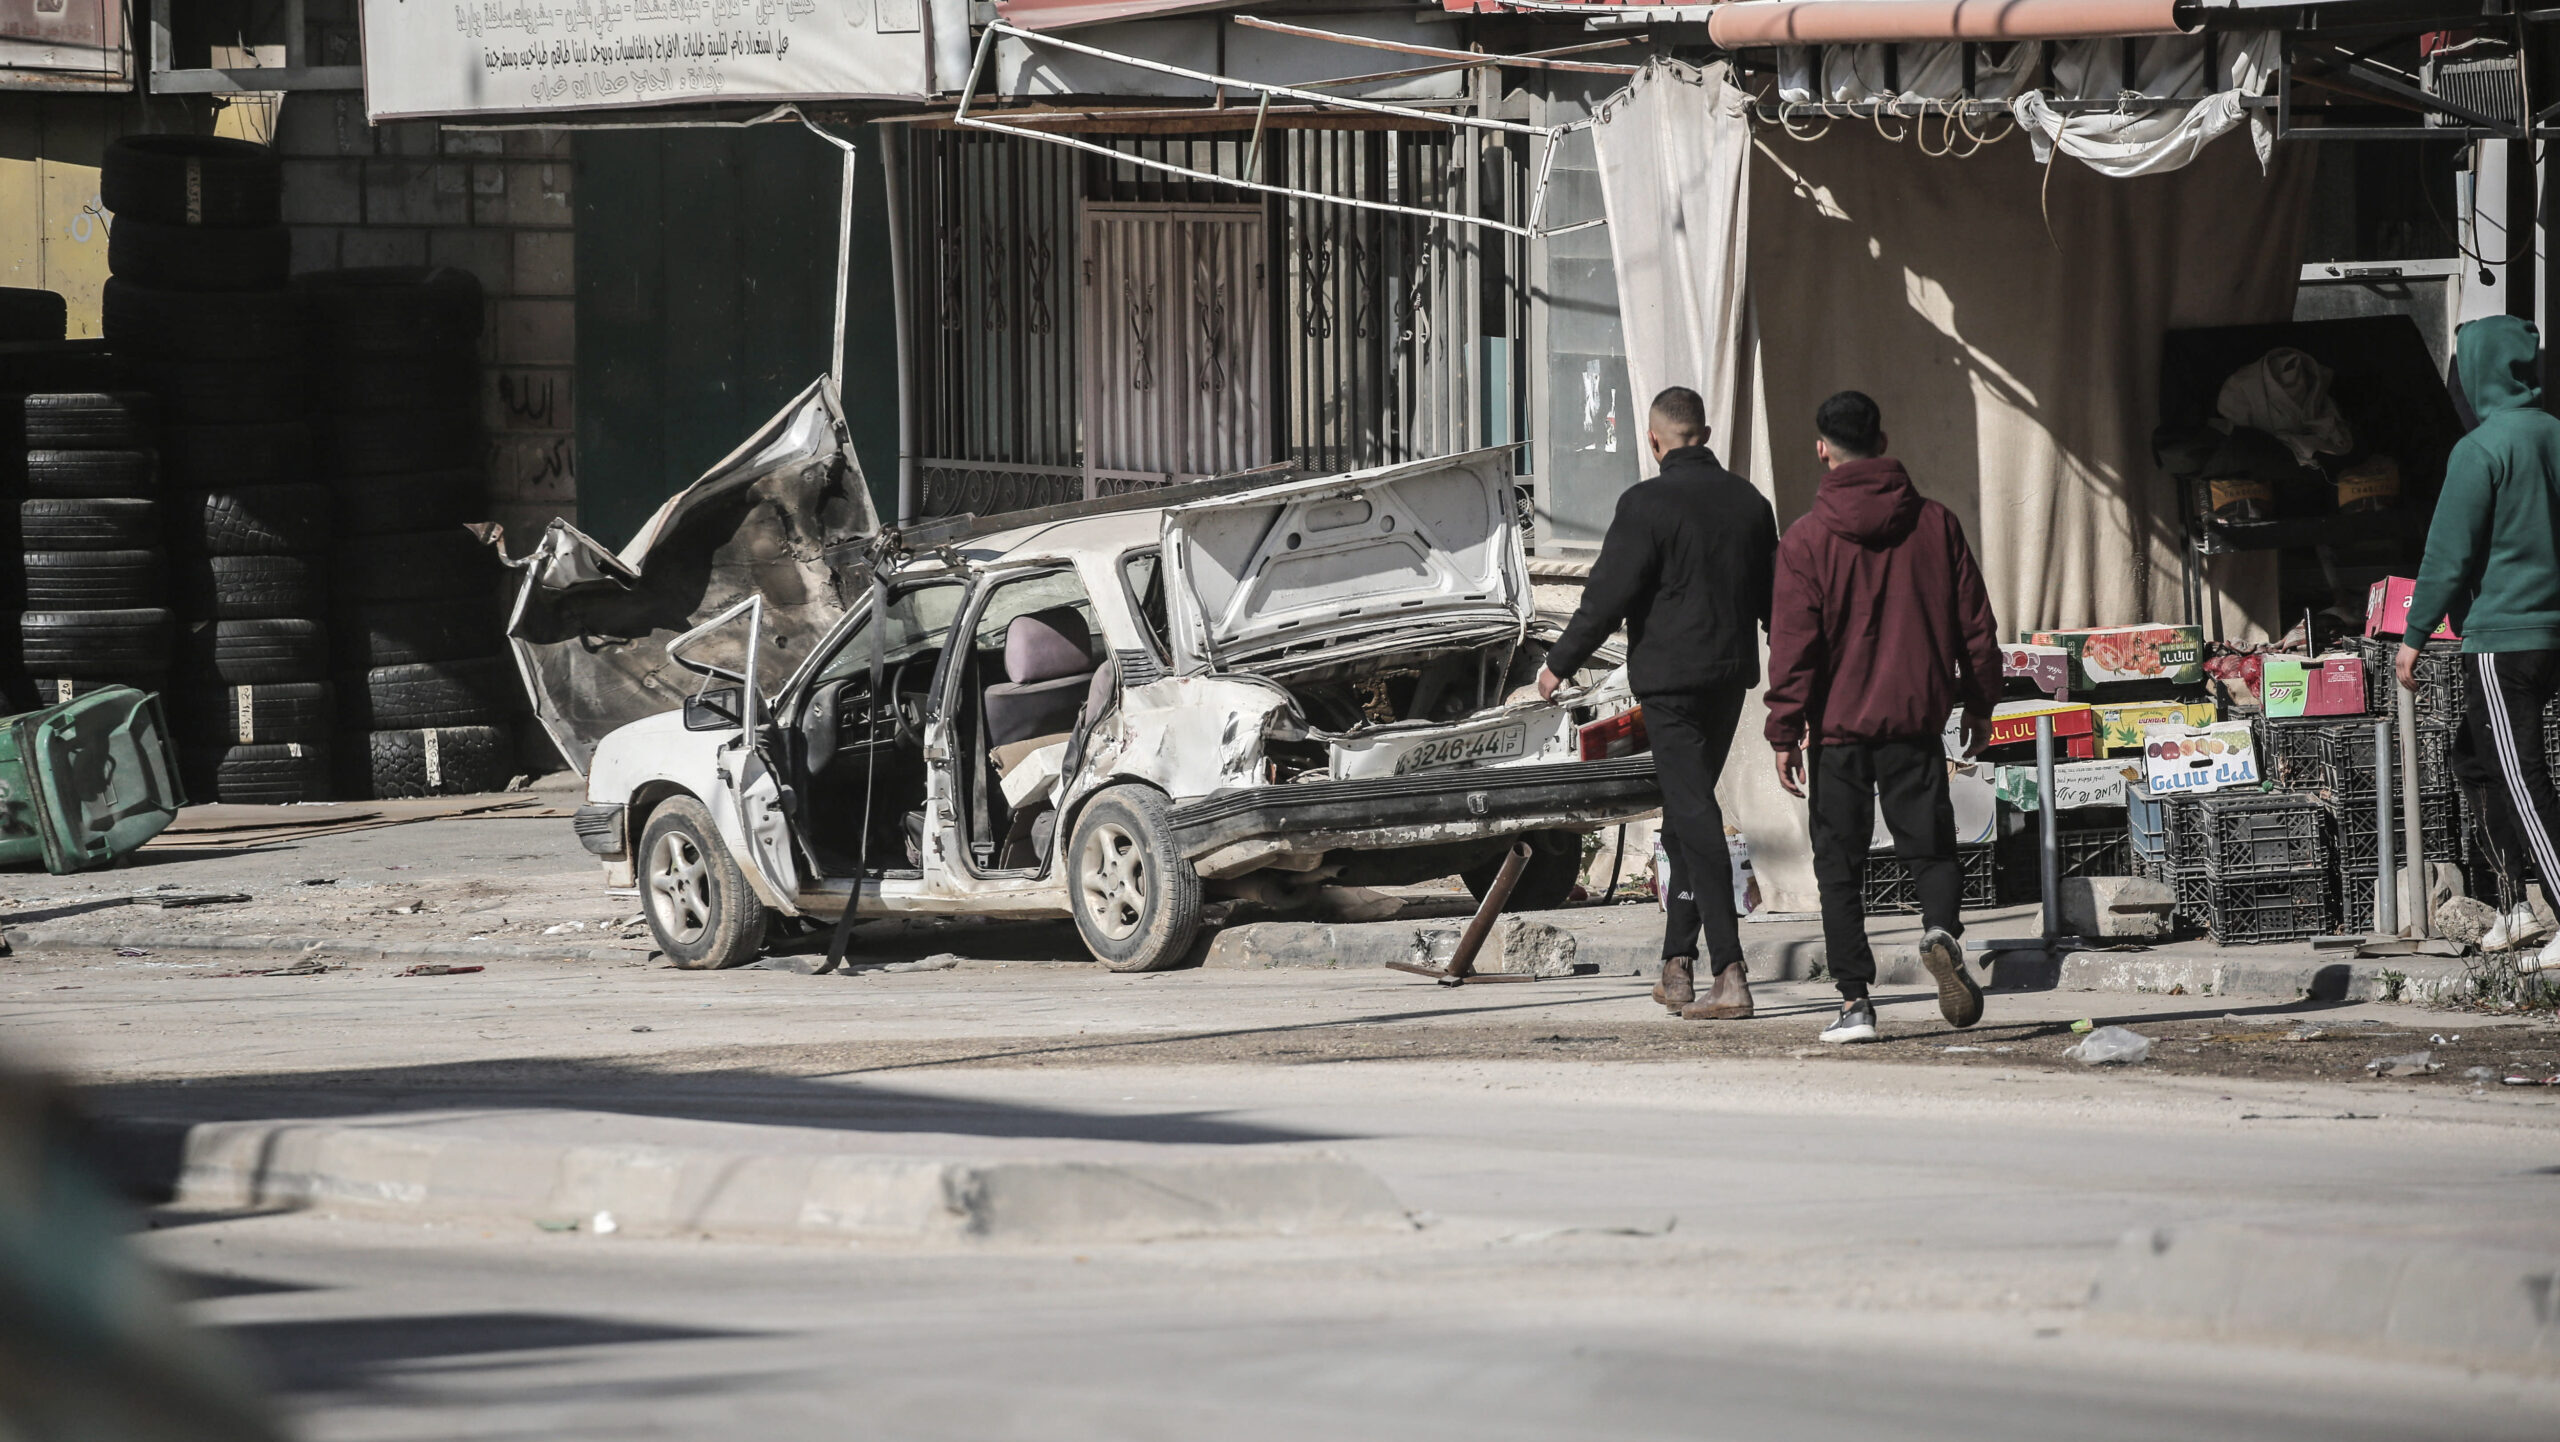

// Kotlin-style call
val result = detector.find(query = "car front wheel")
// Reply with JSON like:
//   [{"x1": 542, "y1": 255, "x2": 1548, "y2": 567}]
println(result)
[
  {"x1": 639, "y1": 795, "x2": 767, "y2": 970},
  {"x1": 1067, "y1": 785, "x2": 1203, "y2": 972},
  {"x1": 1462, "y1": 829, "x2": 1584, "y2": 912}
]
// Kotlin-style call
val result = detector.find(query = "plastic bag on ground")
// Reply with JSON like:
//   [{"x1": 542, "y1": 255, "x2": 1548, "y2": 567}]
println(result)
[{"x1": 2063, "y1": 1025, "x2": 2152, "y2": 1065}]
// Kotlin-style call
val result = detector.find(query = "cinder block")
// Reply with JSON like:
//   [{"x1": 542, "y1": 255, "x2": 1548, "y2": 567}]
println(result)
[
  {"x1": 489, "y1": 162, "x2": 573, "y2": 227},
  {"x1": 490, "y1": 297, "x2": 573, "y2": 367},
  {"x1": 287, "y1": 225, "x2": 342, "y2": 275},
  {"x1": 444, "y1": 129, "x2": 505, "y2": 157},
  {"x1": 471, "y1": 164, "x2": 506, "y2": 197},
  {"x1": 427, "y1": 228, "x2": 512, "y2": 297},
  {"x1": 484, "y1": 366, "x2": 573, "y2": 433},
  {"x1": 2059, "y1": 876, "x2": 2175, "y2": 940},
  {"x1": 511, "y1": 229, "x2": 572, "y2": 297},
  {"x1": 488, "y1": 430, "x2": 577, "y2": 504},
  {"x1": 280, "y1": 158, "x2": 364, "y2": 225},
  {"x1": 504, "y1": 128, "x2": 572, "y2": 159},
  {"x1": 272, "y1": 92, "x2": 369, "y2": 158},
  {"x1": 376, "y1": 120, "x2": 442, "y2": 157},
  {"x1": 340, "y1": 227, "x2": 428, "y2": 269},
  {"x1": 364, "y1": 159, "x2": 471, "y2": 227}
]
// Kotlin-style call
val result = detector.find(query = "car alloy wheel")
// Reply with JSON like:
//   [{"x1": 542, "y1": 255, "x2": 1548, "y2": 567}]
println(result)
[
  {"x1": 1065, "y1": 784, "x2": 1202, "y2": 972},
  {"x1": 633, "y1": 795, "x2": 768, "y2": 970},
  {"x1": 650, "y1": 829, "x2": 715, "y2": 947},
  {"x1": 1078, "y1": 817, "x2": 1147, "y2": 942}
]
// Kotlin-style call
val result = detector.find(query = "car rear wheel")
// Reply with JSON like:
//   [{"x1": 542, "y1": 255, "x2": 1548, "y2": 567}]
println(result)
[
  {"x1": 639, "y1": 796, "x2": 765, "y2": 970},
  {"x1": 1068, "y1": 785, "x2": 1202, "y2": 972},
  {"x1": 1462, "y1": 829, "x2": 1584, "y2": 912}
]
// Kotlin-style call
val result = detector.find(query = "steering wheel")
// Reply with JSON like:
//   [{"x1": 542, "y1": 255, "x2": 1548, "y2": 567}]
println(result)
[{"x1": 882, "y1": 654, "x2": 930, "y2": 749}]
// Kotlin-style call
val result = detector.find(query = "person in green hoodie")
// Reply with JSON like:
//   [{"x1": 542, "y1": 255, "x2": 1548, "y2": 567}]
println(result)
[{"x1": 2404, "y1": 314, "x2": 2560, "y2": 971}]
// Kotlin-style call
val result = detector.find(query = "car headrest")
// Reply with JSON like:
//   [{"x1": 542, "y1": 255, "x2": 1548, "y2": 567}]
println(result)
[{"x1": 1004, "y1": 607, "x2": 1093, "y2": 685}]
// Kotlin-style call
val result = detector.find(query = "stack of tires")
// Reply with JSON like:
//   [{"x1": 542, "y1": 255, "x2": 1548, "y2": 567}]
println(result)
[
  {"x1": 16, "y1": 391, "x2": 173, "y2": 703},
  {"x1": 301, "y1": 268, "x2": 513, "y2": 798},
  {"x1": 98, "y1": 132, "x2": 335, "y2": 803}
]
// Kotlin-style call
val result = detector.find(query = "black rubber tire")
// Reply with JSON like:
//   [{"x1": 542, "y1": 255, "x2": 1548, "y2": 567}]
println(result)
[
  {"x1": 636, "y1": 795, "x2": 767, "y2": 969},
  {"x1": 172, "y1": 484, "x2": 330, "y2": 556},
  {"x1": 175, "y1": 680, "x2": 333, "y2": 746},
  {"x1": 24, "y1": 449, "x2": 157, "y2": 500},
  {"x1": 21, "y1": 497, "x2": 158, "y2": 550},
  {"x1": 0, "y1": 286, "x2": 67, "y2": 342},
  {"x1": 182, "y1": 554, "x2": 321, "y2": 620},
  {"x1": 31, "y1": 674, "x2": 169, "y2": 707},
  {"x1": 101, "y1": 134, "x2": 282, "y2": 229},
  {"x1": 323, "y1": 409, "x2": 479, "y2": 476},
  {"x1": 320, "y1": 353, "x2": 478, "y2": 415},
  {"x1": 139, "y1": 358, "x2": 307, "y2": 426},
  {"x1": 1066, "y1": 784, "x2": 1203, "y2": 972},
  {"x1": 107, "y1": 218, "x2": 290, "y2": 293},
  {"x1": 330, "y1": 469, "x2": 484, "y2": 537},
  {"x1": 160, "y1": 422, "x2": 312, "y2": 488},
  {"x1": 181, "y1": 741, "x2": 330, "y2": 805},
  {"x1": 23, "y1": 392, "x2": 155, "y2": 448},
  {"x1": 1460, "y1": 829, "x2": 1586, "y2": 913},
  {"x1": 338, "y1": 656, "x2": 514, "y2": 729},
  {"x1": 101, "y1": 278, "x2": 302, "y2": 360},
  {"x1": 22, "y1": 549, "x2": 164, "y2": 609},
  {"x1": 332, "y1": 596, "x2": 499, "y2": 667},
  {"x1": 20, "y1": 608, "x2": 174, "y2": 676},
  {"x1": 348, "y1": 725, "x2": 511, "y2": 798},
  {"x1": 177, "y1": 617, "x2": 328, "y2": 685},
  {"x1": 331, "y1": 529, "x2": 497, "y2": 603},
  {"x1": 297, "y1": 266, "x2": 484, "y2": 355}
]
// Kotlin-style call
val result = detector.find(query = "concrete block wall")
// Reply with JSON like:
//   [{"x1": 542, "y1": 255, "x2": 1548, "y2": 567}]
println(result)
[{"x1": 272, "y1": 93, "x2": 576, "y2": 548}]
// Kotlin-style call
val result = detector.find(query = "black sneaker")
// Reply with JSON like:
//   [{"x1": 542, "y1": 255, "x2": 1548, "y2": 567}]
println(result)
[
  {"x1": 1920, "y1": 928, "x2": 1983, "y2": 1028},
  {"x1": 1820, "y1": 998, "x2": 1879, "y2": 1044}
]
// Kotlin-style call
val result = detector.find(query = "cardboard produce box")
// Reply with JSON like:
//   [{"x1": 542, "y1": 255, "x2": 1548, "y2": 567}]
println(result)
[
  {"x1": 2092, "y1": 700, "x2": 2217, "y2": 755},
  {"x1": 2263, "y1": 655, "x2": 2369, "y2": 717},
  {"x1": 2026, "y1": 624, "x2": 2207, "y2": 689},
  {"x1": 1876, "y1": 760, "x2": 1998, "y2": 848},
  {"x1": 1951, "y1": 700, "x2": 2097, "y2": 762},
  {"x1": 2139, "y1": 720, "x2": 2261, "y2": 797},
  {"x1": 1993, "y1": 757, "x2": 2145, "y2": 813},
  {"x1": 2364, "y1": 577, "x2": 2458, "y2": 641},
  {"x1": 2002, "y1": 643, "x2": 2071, "y2": 702}
]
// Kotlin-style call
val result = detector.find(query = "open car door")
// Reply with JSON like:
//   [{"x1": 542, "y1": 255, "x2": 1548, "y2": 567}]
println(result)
[
  {"x1": 507, "y1": 378, "x2": 878, "y2": 773},
  {"x1": 665, "y1": 597, "x2": 802, "y2": 913}
]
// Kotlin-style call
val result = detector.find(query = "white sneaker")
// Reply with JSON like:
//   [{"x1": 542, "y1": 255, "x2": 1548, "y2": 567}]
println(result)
[
  {"x1": 2532, "y1": 933, "x2": 2560, "y2": 974},
  {"x1": 2485, "y1": 908, "x2": 2522, "y2": 951},
  {"x1": 1820, "y1": 999, "x2": 1879, "y2": 1044},
  {"x1": 2504, "y1": 906, "x2": 2550, "y2": 949}
]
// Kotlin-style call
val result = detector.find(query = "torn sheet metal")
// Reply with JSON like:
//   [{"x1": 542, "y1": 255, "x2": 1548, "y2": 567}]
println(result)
[{"x1": 507, "y1": 378, "x2": 879, "y2": 773}]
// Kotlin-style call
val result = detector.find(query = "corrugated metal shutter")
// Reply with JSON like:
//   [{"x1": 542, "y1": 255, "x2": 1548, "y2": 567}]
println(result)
[{"x1": 1079, "y1": 202, "x2": 1269, "y2": 495}]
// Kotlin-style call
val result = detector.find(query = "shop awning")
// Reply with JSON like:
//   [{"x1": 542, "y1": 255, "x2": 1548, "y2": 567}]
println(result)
[
  {"x1": 1443, "y1": 0, "x2": 2190, "y2": 44},
  {"x1": 996, "y1": 0, "x2": 1260, "y2": 31}
]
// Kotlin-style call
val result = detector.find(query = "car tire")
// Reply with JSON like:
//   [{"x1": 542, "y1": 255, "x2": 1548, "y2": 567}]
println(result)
[
  {"x1": 21, "y1": 498, "x2": 158, "y2": 550},
  {"x1": 637, "y1": 795, "x2": 766, "y2": 970},
  {"x1": 0, "y1": 286, "x2": 67, "y2": 342},
  {"x1": 101, "y1": 279, "x2": 302, "y2": 360},
  {"x1": 22, "y1": 549, "x2": 163, "y2": 609},
  {"x1": 339, "y1": 656, "x2": 513, "y2": 729},
  {"x1": 23, "y1": 392, "x2": 156, "y2": 448},
  {"x1": 1461, "y1": 829, "x2": 1585, "y2": 913},
  {"x1": 178, "y1": 618, "x2": 327, "y2": 685},
  {"x1": 348, "y1": 725, "x2": 511, "y2": 798},
  {"x1": 331, "y1": 597, "x2": 497, "y2": 667},
  {"x1": 331, "y1": 529, "x2": 495, "y2": 603},
  {"x1": 324, "y1": 409, "x2": 479, "y2": 476},
  {"x1": 139, "y1": 357, "x2": 307, "y2": 425},
  {"x1": 182, "y1": 554, "x2": 321, "y2": 620},
  {"x1": 330, "y1": 468, "x2": 483, "y2": 537},
  {"x1": 20, "y1": 609, "x2": 174, "y2": 676},
  {"x1": 160, "y1": 422, "x2": 311, "y2": 488},
  {"x1": 173, "y1": 484, "x2": 330, "y2": 555},
  {"x1": 100, "y1": 134, "x2": 282, "y2": 229},
  {"x1": 1066, "y1": 784, "x2": 1202, "y2": 972},
  {"x1": 182, "y1": 741, "x2": 330, "y2": 805},
  {"x1": 297, "y1": 266, "x2": 484, "y2": 355},
  {"x1": 175, "y1": 680, "x2": 332, "y2": 746},
  {"x1": 107, "y1": 218, "x2": 290, "y2": 293},
  {"x1": 320, "y1": 353, "x2": 478, "y2": 414},
  {"x1": 24, "y1": 449, "x2": 157, "y2": 500}
]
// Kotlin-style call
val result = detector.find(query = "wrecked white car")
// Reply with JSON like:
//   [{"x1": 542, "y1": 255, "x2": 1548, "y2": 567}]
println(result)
[{"x1": 513, "y1": 383, "x2": 1661, "y2": 972}]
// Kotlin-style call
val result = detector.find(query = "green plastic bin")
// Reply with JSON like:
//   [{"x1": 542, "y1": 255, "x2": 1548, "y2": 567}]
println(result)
[{"x1": 0, "y1": 686, "x2": 186, "y2": 874}]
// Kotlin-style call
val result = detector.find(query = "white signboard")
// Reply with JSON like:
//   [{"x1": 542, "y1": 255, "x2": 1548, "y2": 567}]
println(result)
[{"x1": 361, "y1": 0, "x2": 933, "y2": 121}]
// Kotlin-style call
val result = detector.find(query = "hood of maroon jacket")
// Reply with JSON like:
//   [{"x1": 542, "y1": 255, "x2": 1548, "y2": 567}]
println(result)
[{"x1": 1762, "y1": 457, "x2": 2004, "y2": 748}]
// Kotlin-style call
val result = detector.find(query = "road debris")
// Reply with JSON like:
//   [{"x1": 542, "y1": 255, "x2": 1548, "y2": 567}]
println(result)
[
  {"x1": 2365, "y1": 1050, "x2": 2440, "y2": 1077},
  {"x1": 2063, "y1": 1026, "x2": 2152, "y2": 1065},
  {"x1": 2069, "y1": 1018, "x2": 2096, "y2": 1034},
  {"x1": 130, "y1": 891, "x2": 252, "y2": 908},
  {"x1": 397, "y1": 964, "x2": 483, "y2": 977},
  {"x1": 113, "y1": 947, "x2": 149, "y2": 957}
]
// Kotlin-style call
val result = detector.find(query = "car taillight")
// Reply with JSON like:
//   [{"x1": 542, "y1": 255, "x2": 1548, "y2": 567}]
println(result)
[{"x1": 1578, "y1": 706, "x2": 1647, "y2": 760}]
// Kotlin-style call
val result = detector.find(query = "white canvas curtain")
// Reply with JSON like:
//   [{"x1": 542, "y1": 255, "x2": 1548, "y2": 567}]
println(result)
[{"x1": 1589, "y1": 62, "x2": 2313, "y2": 911}]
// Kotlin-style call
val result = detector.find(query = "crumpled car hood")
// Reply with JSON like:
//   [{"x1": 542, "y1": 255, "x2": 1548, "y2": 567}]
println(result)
[{"x1": 506, "y1": 378, "x2": 878, "y2": 773}]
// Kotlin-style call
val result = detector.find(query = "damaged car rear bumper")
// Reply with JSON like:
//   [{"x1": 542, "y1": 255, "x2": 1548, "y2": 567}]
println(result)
[{"x1": 1167, "y1": 755, "x2": 1662, "y2": 879}]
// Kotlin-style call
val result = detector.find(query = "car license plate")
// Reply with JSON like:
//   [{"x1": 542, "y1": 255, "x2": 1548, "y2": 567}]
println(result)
[{"x1": 1391, "y1": 722, "x2": 1528, "y2": 776}]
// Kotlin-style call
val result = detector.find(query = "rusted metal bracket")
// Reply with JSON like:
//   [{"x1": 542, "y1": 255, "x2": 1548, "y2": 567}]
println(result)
[{"x1": 1387, "y1": 840, "x2": 1540, "y2": 986}]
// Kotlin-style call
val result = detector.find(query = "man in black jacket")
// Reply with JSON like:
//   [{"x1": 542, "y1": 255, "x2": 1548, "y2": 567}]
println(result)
[{"x1": 1539, "y1": 386, "x2": 1780, "y2": 1020}]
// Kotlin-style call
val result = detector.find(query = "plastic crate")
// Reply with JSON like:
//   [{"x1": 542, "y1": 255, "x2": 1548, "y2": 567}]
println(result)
[
  {"x1": 2302, "y1": 718, "x2": 2454, "y2": 800},
  {"x1": 2255, "y1": 716, "x2": 2346, "y2": 794},
  {"x1": 1999, "y1": 824, "x2": 2135, "y2": 902},
  {"x1": 2205, "y1": 872, "x2": 2335, "y2": 944},
  {"x1": 2194, "y1": 792, "x2": 2329, "y2": 877},
  {"x1": 2127, "y1": 786, "x2": 2171, "y2": 862},
  {"x1": 1859, "y1": 844, "x2": 1998, "y2": 916},
  {"x1": 2337, "y1": 868, "x2": 2381, "y2": 935},
  {"x1": 2354, "y1": 636, "x2": 2461, "y2": 722},
  {"x1": 2325, "y1": 792, "x2": 2460, "y2": 872}
]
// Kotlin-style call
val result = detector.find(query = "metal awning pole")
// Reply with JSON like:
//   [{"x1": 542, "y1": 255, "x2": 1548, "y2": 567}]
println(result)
[
  {"x1": 2037, "y1": 714, "x2": 2061, "y2": 942},
  {"x1": 2396, "y1": 683, "x2": 2427, "y2": 935},
  {"x1": 2373, "y1": 719, "x2": 2397, "y2": 936}
]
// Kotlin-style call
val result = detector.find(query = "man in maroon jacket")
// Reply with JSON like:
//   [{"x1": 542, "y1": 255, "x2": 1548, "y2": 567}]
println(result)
[{"x1": 1765, "y1": 392, "x2": 2004, "y2": 1043}]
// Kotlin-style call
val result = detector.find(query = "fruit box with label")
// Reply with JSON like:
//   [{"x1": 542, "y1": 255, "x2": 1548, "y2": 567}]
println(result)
[
  {"x1": 2025, "y1": 624, "x2": 2207, "y2": 689},
  {"x1": 1993, "y1": 757, "x2": 2145, "y2": 812},
  {"x1": 2140, "y1": 720, "x2": 2261, "y2": 796},
  {"x1": 2364, "y1": 577, "x2": 2458, "y2": 641},
  {"x1": 2092, "y1": 700, "x2": 2218, "y2": 755},
  {"x1": 2002, "y1": 644, "x2": 2071, "y2": 702},
  {"x1": 1949, "y1": 700, "x2": 2098, "y2": 762},
  {"x1": 2261, "y1": 655, "x2": 2369, "y2": 718}
]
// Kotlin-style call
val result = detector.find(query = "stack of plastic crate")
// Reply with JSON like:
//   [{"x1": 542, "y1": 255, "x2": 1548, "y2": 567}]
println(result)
[
  {"x1": 2127, "y1": 787, "x2": 2206, "y2": 927},
  {"x1": 2192, "y1": 791, "x2": 2333, "y2": 942},
  {"x1": 2352, "y1": 635, "x2": 2462, "y2": 724},
  {"x1": 1858, "y1": 846, "x2": 1999, "y2": 915},
  {"x1": 2303, "y1": 718, "x2": 2458, "y2": 933}
]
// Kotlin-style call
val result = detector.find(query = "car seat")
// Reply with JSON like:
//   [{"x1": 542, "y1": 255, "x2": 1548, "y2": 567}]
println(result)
[{"x1": 983, "y1": 607, "x2": 1096, "y2": 758}]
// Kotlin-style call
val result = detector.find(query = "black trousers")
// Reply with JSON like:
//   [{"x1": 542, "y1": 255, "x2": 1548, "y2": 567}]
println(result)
[
  {"x1": 1806, "y1": 736, "x2": 1962, "y2": 1000},
  {"x1": 1643, "y1": 687, "x2": 1749, "y2": 972},
  {"x1": 2459, "y1": 651, "x2": 2560, "y2": 911}
]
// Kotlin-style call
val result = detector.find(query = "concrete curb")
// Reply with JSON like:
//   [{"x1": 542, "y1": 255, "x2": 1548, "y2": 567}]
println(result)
[
  {"x1": 2045, "y1": 951, "x2": 2473, "y2": 1003},
  {"x1": 5, "y1": 926, "x2": 645, "y2": 966},
  {"x1": 1203, "y1": 921, "x2": 1927, "y2": 987},
  {"x1": 96, "y1": 1115, "x2": 1410, "y2": 1244},
  {"x1": 2090, "y1": 1222, "x2": 2560, "y2": 1370}
]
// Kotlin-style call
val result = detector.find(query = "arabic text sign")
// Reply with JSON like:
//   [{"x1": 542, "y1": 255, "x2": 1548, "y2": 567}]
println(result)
[{"x1": 361, "y1": 0, "x2": 931, "y2": 121}]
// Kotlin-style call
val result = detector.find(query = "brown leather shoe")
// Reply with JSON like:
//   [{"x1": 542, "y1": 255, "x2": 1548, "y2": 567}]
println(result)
[
  {"x1": 1652, "y1": 955, "x2": 1696, "y2": 1010},
  {"x1": 1681, "y1": 961, "x2": 1754, "y2": 1020}
]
